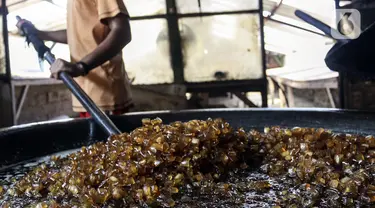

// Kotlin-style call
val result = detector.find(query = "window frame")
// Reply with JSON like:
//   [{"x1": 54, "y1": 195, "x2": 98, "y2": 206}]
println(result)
[{"x1": 2, "y1": 0, "x2": 268, "y2": 106}]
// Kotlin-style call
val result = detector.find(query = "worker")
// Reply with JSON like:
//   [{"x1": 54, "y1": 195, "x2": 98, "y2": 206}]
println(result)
[{"x1": 17, "y1": 0, "x2": 133, "y2": 118}]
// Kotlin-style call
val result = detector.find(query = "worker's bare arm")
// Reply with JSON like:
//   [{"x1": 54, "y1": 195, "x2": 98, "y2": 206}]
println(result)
[
  {"x1": 80, "y1": 13, "x2": 131, "y2": 70},
  {"x1": 16, "y1": 20, "x2": 67, "y2": 44},
  {"x1": 37, "y1": 30, "x2": 68, "y2": 44}
]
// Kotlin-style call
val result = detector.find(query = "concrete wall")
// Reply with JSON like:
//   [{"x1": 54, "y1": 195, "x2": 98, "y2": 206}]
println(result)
[
  {"x1": 13, "y1": 82, "x2": 339, "y2": 125},
  {"x1": 291, "y1": 88, "x2": 339, "y2": 108}
]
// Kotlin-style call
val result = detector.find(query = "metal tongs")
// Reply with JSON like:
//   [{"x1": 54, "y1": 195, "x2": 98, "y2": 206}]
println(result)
[{"x1": 16, "y1": 16, "x2": 122, "y2": 136}]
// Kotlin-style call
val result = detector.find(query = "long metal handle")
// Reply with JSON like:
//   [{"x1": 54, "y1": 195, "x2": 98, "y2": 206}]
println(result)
[
  {"x1": 16, "y1": 16, "x2": 121, "y2": 136},
  {"x1": 44, "y1": 53, "x2": 122, "y2": 136}
]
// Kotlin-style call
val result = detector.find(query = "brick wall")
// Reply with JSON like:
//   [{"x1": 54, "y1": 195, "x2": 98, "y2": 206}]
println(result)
[
  {"x1": 15, "y1": 84, "x2": 188, "y2": 125},
  {"x1": 15, "y1": 84, "x2": 75, "y2": 125}
]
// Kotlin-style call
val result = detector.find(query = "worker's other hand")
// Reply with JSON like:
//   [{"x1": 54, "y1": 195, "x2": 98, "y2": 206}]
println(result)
[{"x1": 50, "y1": 59, "x2": 85, "y2": 79}]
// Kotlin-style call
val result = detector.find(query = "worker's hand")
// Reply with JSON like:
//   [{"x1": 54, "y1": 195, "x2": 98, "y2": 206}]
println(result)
[
  {"x1": 16, "y1": 19, "x2": 38, "y2": 37},
  {"x1": 50, "y1": 59, "x2": 85, "y2": 79}
]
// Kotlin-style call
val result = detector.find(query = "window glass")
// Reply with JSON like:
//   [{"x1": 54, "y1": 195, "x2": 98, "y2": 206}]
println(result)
[
  {"x1": 264, "y1": 20, "x2": 332, "y2": 68},
  {"x1": 124, "y1": 0, "x2": 166, "y2": 17},
  {"x1": 176, "y1": 0, "x2": 258, "y2": 14},
  {"x1": 9, "y1": 35, "x2": 45, "y2": 77},
  {"x1": 123, "y1": 19, "x2": 174, "y2": 84},
  {"x1": 179, "y1": 14, "x2": 263, "y2": 82},
  {"x1": 7, "y1": 1, "x2": 66, "y2": 33},
  {"x1": 9, "y1": 36, "x2": 70, "y2": 77}
]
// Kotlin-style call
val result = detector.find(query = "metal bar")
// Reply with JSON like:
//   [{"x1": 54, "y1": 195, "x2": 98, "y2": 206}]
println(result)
[
  {"x1": 177, "y1": 9, "x2": 260, "y2": 18},
  {"x1": 130, "y1": 14, "x2": 167, "y2": 21},
  {"x1": 186, "y1": 79, "x2": 267, "y2": 93},
  {"x1": 11, "y1": 83, "x2": 17, "y2": 125},
  {"x1": 278, "y1": 87, "x2": 287, "y2": 107},
  {"x1": 233, "y1": 92, "x2": 258, "y2": 108},
  {"x1": 129, "y1": 10, "x2": 260, "y2": 20},
  {"x1": 267, "y1": 77, "x2": 275, "y2": 105},
  {"x1": 15, "y1": 85, "x2": 29, "y2": 123},
  {"x1": 197, "y1": 0, "x2": 202, "y2": 20},
  {"x1": 268, "y1": 77, "x2": 289, "y2": 107},
  {"x1": 266, "y1": 17, "x2": 330, "y2": 38},
  {"x1": 259, "y1": 0, "x2": 268, "y2": 108},
  {"x1": 294, "y1": 10, "x2": 333, "y2": 36},
  {"x1": 44, "y1": 52, "x2": 121, "y2": 136},
  {"x1": 326, "y1": 87, "x2": 336, "y2": 108},
  {"x1": 50, "y1": 42, "x2": 57, "y2": 51},
  {"x1": 1, "y1": 2, "x2": 15, "y2": 127},
  {"x1": 294, "y1": 10, "x2": 349, "y2": 44},
  {"x1": 286, "y1": 86, "x2": 295, "y2": 107},
  {"x1": 267, "y1": 0, "x2": 283, "y2": 18},
  {"x1": 261, "y1": 88, "x2": 268, "y2": 107},
  {"x1": 1, "y1": 4, "x2": 11, "y2": 80},
  {"x1": 166, "y1": 0, "x2": 184, "y2": 84}
]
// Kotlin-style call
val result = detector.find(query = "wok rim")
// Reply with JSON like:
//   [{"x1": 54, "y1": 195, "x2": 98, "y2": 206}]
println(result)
[{"x1": 1, "y1": 107, "x2": 374, "y2": 133}]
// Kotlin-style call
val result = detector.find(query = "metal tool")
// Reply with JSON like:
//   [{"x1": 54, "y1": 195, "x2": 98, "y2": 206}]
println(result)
[
  {"x1": 16, "y1": 16, "x2": 122, "y2": 136},
  {"x1": 294, "y1": 10, "x2": 349, "y2": 44}
]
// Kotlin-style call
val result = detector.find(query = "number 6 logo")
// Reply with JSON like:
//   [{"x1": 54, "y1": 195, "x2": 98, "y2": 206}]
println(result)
[{"x1": 332, "y1": 9, "x2": 361, "y2": 40}]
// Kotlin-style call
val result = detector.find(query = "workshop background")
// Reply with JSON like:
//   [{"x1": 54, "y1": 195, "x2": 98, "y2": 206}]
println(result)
[{"x1": 0, "y1": 0, "x2": 373, "y2": 127}]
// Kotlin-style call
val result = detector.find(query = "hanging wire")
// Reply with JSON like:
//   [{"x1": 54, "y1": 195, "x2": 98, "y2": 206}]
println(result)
[
  {"x1": 198, "y1": 0, "x2": 202, "y2": 21},
  {"x1": 265, "y1": 0, "x2": 283, "y2": 21}
]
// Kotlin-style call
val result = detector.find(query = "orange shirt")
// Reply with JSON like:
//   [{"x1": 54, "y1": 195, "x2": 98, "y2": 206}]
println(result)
[{"x1": 67, "y1": 0, "x2": 133, "y2": 112}]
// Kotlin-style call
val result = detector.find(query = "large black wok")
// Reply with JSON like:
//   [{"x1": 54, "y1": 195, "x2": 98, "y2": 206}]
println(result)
[{"x1": 0, "y1": 108, "x2": 374, "y2": 167}]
